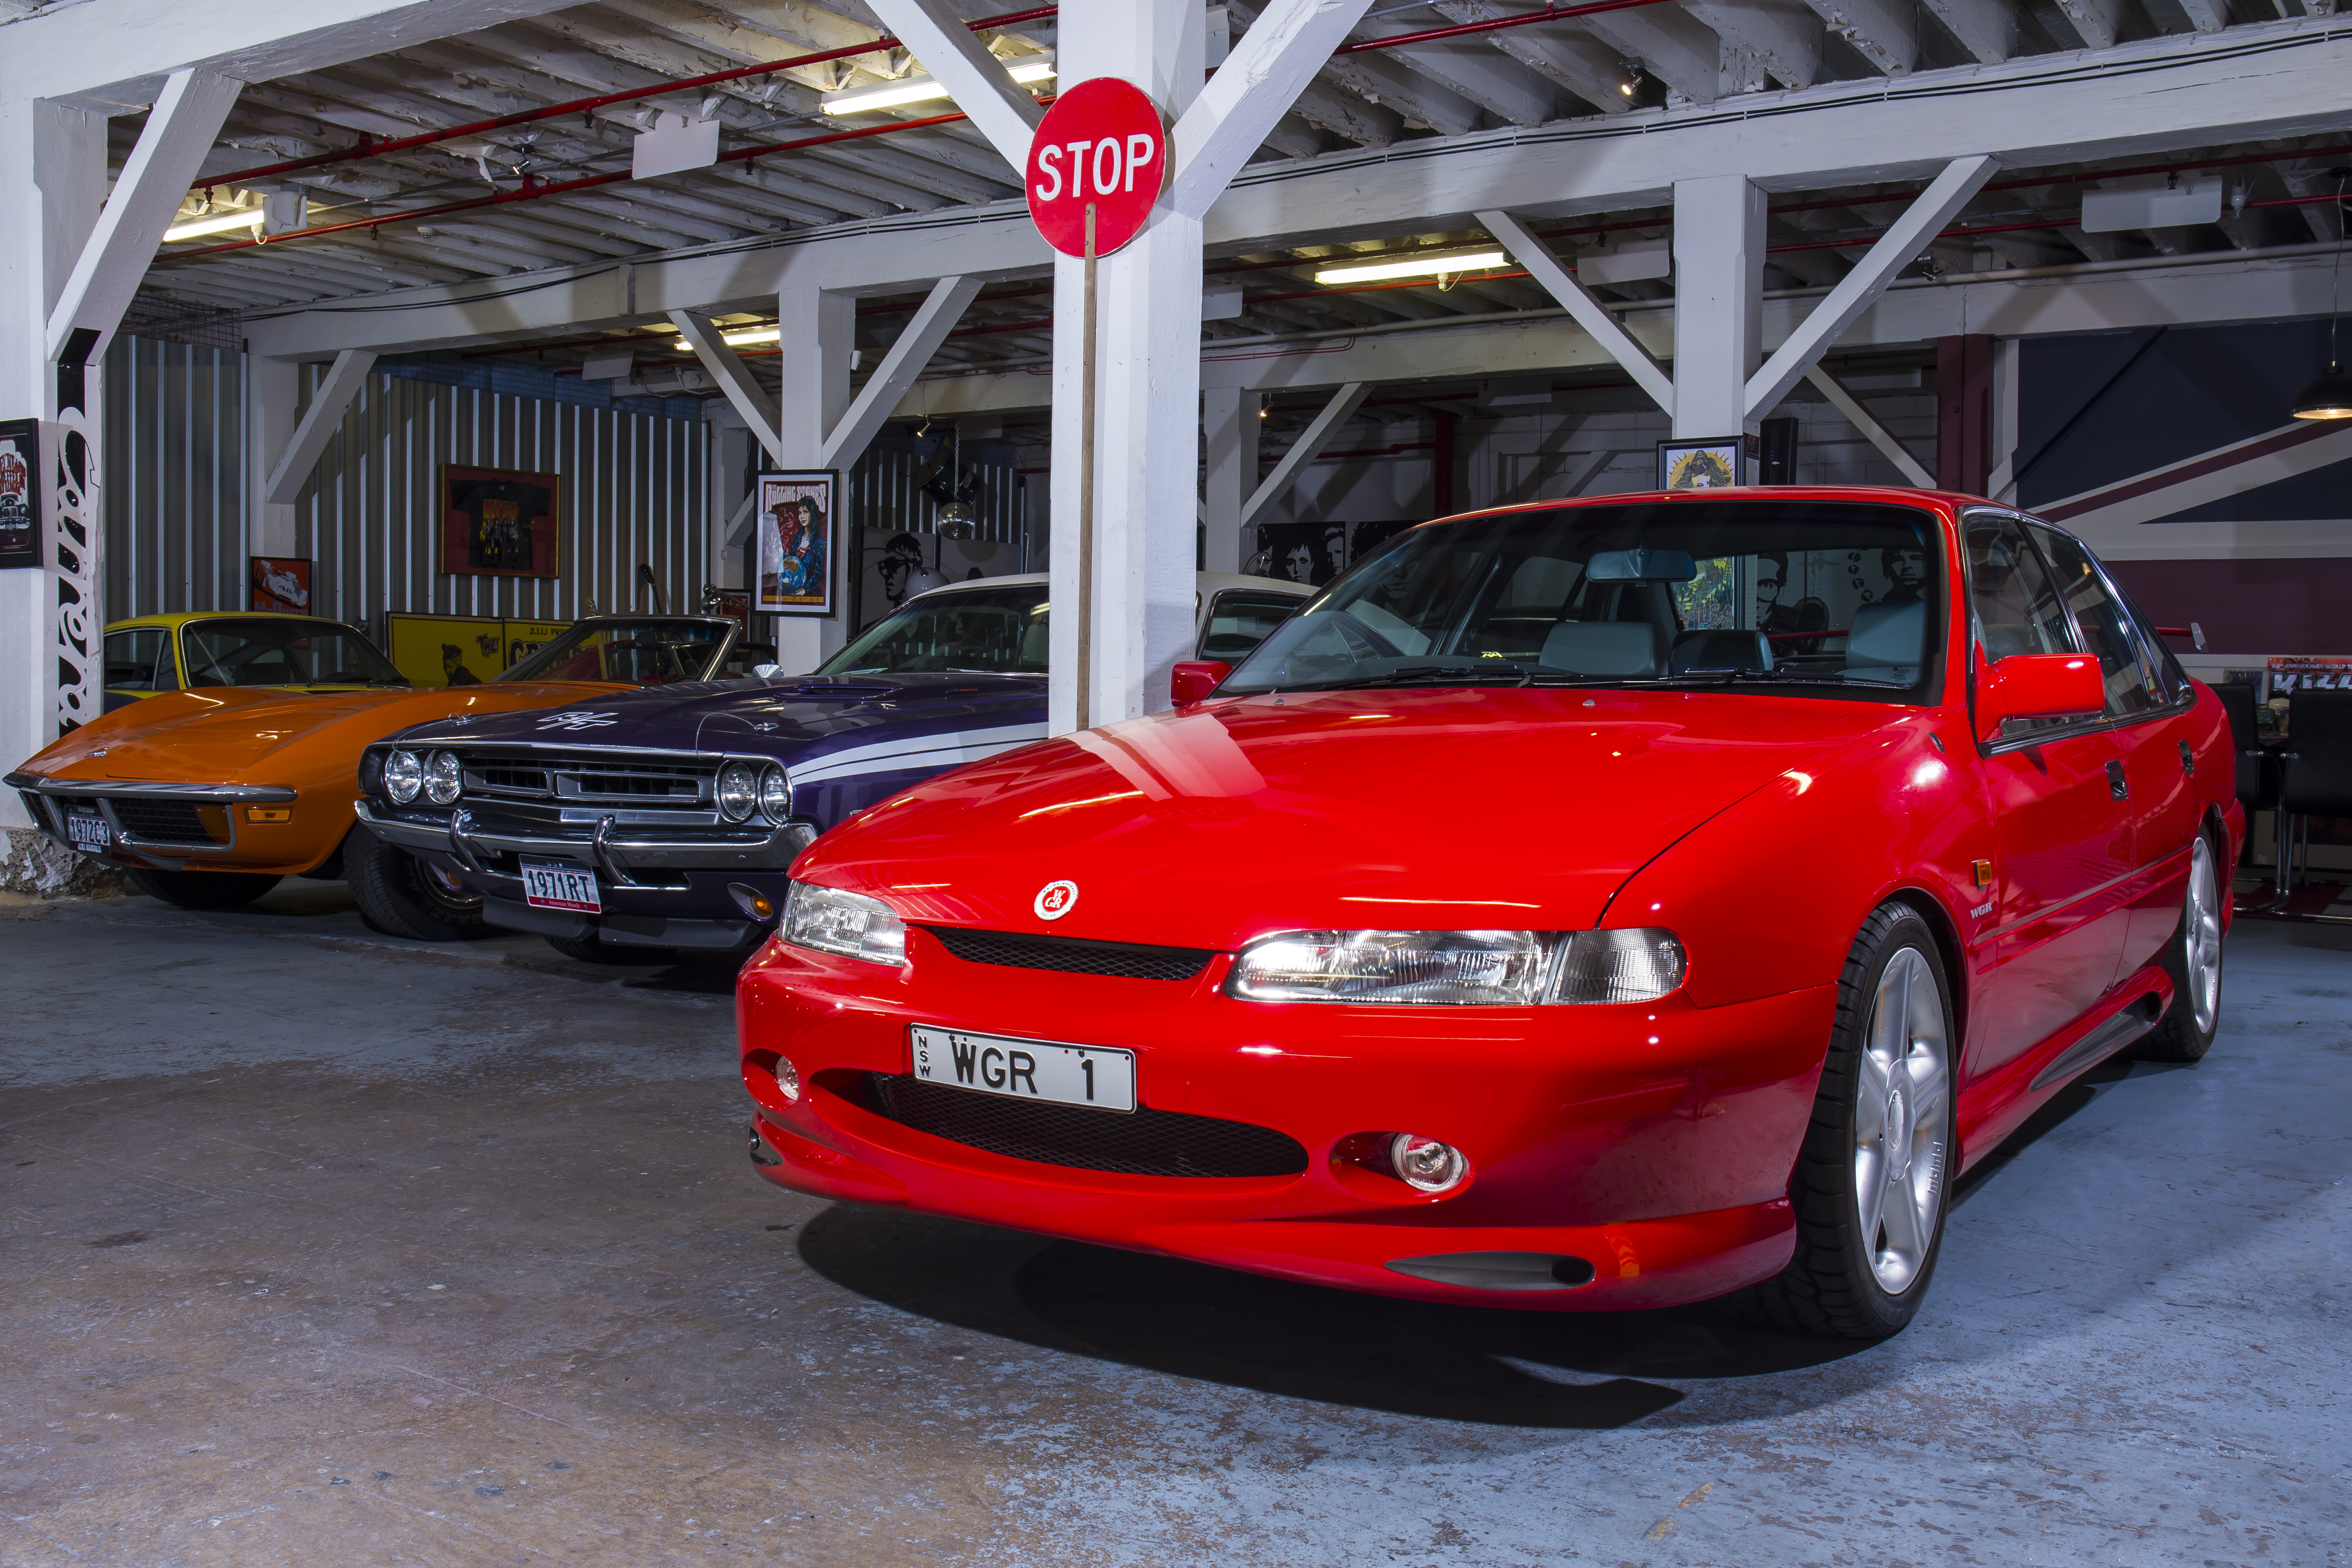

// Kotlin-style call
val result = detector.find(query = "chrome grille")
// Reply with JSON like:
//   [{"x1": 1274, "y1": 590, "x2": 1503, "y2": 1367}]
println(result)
[{"x1": 452, "y1": 749, "x2": 710, "y2": 806}]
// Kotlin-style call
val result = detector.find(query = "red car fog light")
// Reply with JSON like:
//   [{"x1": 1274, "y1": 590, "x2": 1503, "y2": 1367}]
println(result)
[
  {"x1": 1389, "y1": 1134, "x2": 1469, "y2": 1193},
  {"x1": 743, "y1": 1051, "x2": 801, "y2": 1109}
]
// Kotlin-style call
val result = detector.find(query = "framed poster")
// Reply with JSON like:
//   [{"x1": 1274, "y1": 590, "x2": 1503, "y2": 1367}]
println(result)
[
  {"x1": 0, "y1": 417, "x2": 40, "y2": 570},
  {"x1": 2269, "y1": 655, "x2": 2352, "y2": 694},
  {"x1": 1658, "y1": 438, "x2": 1744, "y2": 490},
  {"x1": 250, "y1": 556, "x2": 312, "y2": 613},
  {"x1": 504, "y1": 620, "x2": 568, "y2": 669},
  {"x1": 755, "y1": 470, "x2": 838, "y2": 616},
  {"x1": 440, "y1": 465, "x2": 561, "y2": 579},
  {"x1": 386, "y1": 612, "x2": 507, "y2": 688}
]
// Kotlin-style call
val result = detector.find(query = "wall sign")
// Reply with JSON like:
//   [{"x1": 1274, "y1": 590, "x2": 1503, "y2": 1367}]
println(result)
[
  {"x1": 1025, "y1": 77, "x2": 1169, "y2": 258},
  {"x1": 440, "y1": 465, "x2": 562, "y2": 579},
  {"x1": 0, "y1": 418, "x2": 39, "y2": 570},
  {"x1": 249, "y1": 555, "x2": 312, "y2": 612}
]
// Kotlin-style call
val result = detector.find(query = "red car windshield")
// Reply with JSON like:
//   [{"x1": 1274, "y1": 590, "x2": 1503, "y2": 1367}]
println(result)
[{"x1": 1220, "y1": 499, "x2": 1945, "y2": 701}]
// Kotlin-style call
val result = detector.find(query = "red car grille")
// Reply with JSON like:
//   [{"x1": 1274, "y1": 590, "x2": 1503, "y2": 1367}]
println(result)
[
  {"x1": 859, "y1": 1072, "x2": 1307, "y2": 1178},
  {"x1": 924, "y1": 926, "x2": 1215, "y2": 982}
]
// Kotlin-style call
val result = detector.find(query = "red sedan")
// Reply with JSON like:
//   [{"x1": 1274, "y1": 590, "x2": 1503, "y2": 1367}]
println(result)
[{"x1": 736, "y1": 489, "x2": 2237, "y2": 1339}]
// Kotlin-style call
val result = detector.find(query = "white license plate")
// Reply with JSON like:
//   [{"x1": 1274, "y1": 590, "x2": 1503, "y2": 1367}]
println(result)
[
  {"x1": 64, "y1": 810, "x2": 110, "y2": 852},
  {"x1": 909, "y1": 1025, "x2": 1136, "y2": 1114},
  {"x1": 521, "y1": 859, "x2": 600, "y2": 913}
]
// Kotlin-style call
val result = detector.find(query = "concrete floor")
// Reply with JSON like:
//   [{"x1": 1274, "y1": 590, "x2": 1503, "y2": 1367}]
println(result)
[{"x1": 2, "y1": 885, "x2": 2347, "y2": 1568}]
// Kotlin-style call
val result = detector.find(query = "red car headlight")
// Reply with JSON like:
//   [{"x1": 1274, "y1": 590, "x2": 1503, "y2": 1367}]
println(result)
[{"x1": 1225, "y1": 927, "x2": 1686, "y2": 1005}]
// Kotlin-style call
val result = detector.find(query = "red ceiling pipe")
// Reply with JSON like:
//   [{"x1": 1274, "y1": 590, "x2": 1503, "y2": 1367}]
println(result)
[{"x1": 192, "y1": 5, "x2": 1060, "y2": 193}]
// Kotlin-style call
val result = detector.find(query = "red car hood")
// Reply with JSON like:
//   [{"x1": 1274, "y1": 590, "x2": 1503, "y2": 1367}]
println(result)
[{"x1": 800, "y1": 686, "x2": 1903, "y2": 948}]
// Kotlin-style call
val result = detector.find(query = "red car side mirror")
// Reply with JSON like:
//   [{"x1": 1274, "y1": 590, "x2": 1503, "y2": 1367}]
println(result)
[
  {"x1": 1976, "y1": 653, "x2": 2105, "y2": 743},
  {"x1": 1171, "y1": 660, "x2": 1231, "y2": 704}
]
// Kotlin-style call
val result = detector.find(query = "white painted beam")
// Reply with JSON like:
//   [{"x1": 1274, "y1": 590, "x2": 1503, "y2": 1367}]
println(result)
[
  {"x1": 861, "y1": 0, "x2": 1044, "y2": 169},
  {"x1": 1672, "y1": 173, "x2": 1766, "y2": 439},
  {"x1": 1804, "y1": 366, "x2": 1933, "y2": 486},
  {"x1": 1169, "y1": 0, "x2": 1377, "y2": 220},
  {"x1": 1202, "y1": 386, "x2": 1260, "y2": 573},
  {"x1": 1744, "y1": 154, "x2": 1997, "y2": 419},
  {"x1": 1918, "y1": 0, "x2": 2018, "y2": 63},
  {"x1": 2050, "y1": 0, "x2": 2125, "y2": 49},
  {"x1": 263, "y1": 349, "x2": 377, "y2": 506},
  {"x1": 45, "y1": 70, "x2": 244, "y2": 365},
  {"x1": 818, "y1": 274, "x2": 981, "y2": 469},
  {"x1": 2175, "y1": 0, "x2": 2231, "y2": 31},
  {"x1": 668, "y1": 309, "x2": 785, "y2": 463},
  {"x1": 1479, "y1": 208, "x2": 1674, "y2": 413},
  {"x1": 1799, "y1": 0, "x2": 1920, "y2": 74},
  {"x1": 1242, "y1": 382, "x2": 1369, "y2": 528}
]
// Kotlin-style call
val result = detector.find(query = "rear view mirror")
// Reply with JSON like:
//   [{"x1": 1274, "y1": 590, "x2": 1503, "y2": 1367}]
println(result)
[
  {"x1": 1172, "y1": 660, "x2": 1231, "y2": 704},
  {"x1": 1976, "y1": 653, "x2": 2105, "y2": 743},
  {"x1": 1586, "y1": 548, "x2": 1698, "y2": 583}
]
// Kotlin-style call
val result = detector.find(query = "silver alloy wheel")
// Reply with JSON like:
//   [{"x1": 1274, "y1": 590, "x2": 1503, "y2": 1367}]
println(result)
[
  {"x1": 2184, "y1": 834, "x2": 2223, "y2": 1037},
  {"x1": 1852, "y1": 946, "x2": 1951, "y2": 1294}
]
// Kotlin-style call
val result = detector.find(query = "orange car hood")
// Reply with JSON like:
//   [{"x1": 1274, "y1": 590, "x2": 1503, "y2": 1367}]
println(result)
[{"x1": 17, "y1": 681, "x2": 621, "y2": 786}]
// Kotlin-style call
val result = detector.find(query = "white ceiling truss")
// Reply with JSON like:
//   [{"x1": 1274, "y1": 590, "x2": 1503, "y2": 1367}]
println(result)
[{"x1": 110, "y1": 1, "x2": 2352, "y2": 424}]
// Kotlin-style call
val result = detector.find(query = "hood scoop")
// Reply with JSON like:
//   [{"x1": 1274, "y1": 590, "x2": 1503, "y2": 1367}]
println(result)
[{"x1": 771, "y1": 680, "x2": 896, "y2": 701}]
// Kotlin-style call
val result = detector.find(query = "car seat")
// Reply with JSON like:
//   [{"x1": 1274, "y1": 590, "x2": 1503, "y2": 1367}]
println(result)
[
  {"x1": 1845, "y1": 600, "x2": 1924, "y2": 684},
  {"x1": 1541, "y1": 620, "x2": 1658, "y2": 677},
  {"x1": 1669, "y1": 629, "x2": 1774, "y2": 674}
]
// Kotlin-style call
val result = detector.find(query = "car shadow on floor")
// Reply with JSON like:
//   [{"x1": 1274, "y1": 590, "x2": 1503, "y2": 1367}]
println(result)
[
  {"x1": 1948, "y1": 1052, "x2": 2189, "y2": 1210},
  {"x1": 797, "y1": 1204, "x2": 1879, "y2": 1429}
]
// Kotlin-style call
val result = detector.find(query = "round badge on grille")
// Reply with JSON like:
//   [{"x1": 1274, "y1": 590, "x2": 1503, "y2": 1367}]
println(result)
[{"x1": 1034, "y1": 879, "x2": 1079, "y2": 921}]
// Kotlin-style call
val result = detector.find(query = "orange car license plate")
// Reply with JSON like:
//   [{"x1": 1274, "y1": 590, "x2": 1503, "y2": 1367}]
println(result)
[
  {"x1": 64, "y1": 808, "x2": 110, "y2": 853},
  {"x1": 521, "y1": 859, "x2": 600, "y2": 913}
]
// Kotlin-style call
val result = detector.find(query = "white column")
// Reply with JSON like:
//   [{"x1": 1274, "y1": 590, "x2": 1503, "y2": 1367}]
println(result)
[
  {"x1": 0, "y1": 96, "x2": 102, "y2": 828},
  {"x1": 1670, "y1": 173, "x2": 1767, "y2": 441},
  {"x1": 248, "y1": 357, "x2": 302, "y2": 557},
  {"x1": 770, "y1": 282, "x2": 854, "y2": 674},
  {"x1": 1047, "y1": 0, "x2": 1208, "y2": 735},
  {"x1": 707, "y1": 401, "x2": 753, "y2": 591},
  {"x1": 1201, "y1": 386, "x2": 1258, "y2": 574}
]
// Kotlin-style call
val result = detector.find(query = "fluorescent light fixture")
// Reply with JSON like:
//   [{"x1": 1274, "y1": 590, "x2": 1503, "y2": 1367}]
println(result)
[
  {"x1": 1313, "y1": 248, "x2": 1506, "y2": 285},
  {"x1": 676, "y1": 325, "x2": 781, "y2": 349},
  {"x1": 162, "y1": 208, "x2": 265, "y2": 243},
  {"x1": 821, "y1": 55, "x2": 1054, "y2": 115}
]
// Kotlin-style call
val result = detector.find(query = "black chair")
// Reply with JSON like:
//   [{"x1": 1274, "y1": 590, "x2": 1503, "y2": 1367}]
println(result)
[
  {"x1": 2210, "y1": 683, "x2": 2279, "y2": 867},
  {"x1": 2280, "y1": 689, "x2": 2352, "y2": 893}
]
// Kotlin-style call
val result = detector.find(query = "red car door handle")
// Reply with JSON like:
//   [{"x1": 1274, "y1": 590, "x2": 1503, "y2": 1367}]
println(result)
[{"x1": 2106, "y1": 760, "x2": 2130, "y2": 802}]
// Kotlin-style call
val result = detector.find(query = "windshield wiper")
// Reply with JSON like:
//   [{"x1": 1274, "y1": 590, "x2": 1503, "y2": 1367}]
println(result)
[
  {"x1": 1275, "y1": 662, "x2": 1536, "y2": 692},
  {"x1": 1649, "y1": 668, "x2": 1910, "y2": 689}
]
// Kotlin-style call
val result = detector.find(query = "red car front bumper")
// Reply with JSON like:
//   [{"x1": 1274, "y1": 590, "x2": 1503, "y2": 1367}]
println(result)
[{"x1": 737, "y1": 930, "x2": 1835, "y2": 1311}]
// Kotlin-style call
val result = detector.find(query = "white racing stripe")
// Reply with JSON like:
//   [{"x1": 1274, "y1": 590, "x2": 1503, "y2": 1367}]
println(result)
[{"x1": 787, "y1": 723, "x2": 1048, "y2": 787}]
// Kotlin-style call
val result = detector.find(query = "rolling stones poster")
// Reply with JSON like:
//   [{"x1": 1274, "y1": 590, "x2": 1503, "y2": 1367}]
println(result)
[
  {"x1": 755, "y1": 470, "x2": 838, "y2": 616},
  {"x1": 0, "y1": 418, "x2": 39, "y2": 570},
  {"x1": 439, "y1": 465, "x2": 561, "y2": 579}
]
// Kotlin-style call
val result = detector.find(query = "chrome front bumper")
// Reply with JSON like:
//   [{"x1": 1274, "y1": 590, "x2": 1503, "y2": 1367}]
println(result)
[
  {"x1": 6, "y1": 772, "x2": 296, "y2": 863},
  {"x1": 354, "y1": 798, "x2": 815, "y2": 882}
]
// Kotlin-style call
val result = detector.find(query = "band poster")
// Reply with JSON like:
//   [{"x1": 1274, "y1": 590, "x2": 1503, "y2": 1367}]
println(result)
[{"x1": 756, "y1": 469, "x2": 838, "y2": 616}]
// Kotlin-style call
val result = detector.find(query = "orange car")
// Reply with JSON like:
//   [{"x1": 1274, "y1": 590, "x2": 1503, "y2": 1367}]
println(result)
[{"x1": 7, "y1": 613, "x2": 743, "y2": 934}]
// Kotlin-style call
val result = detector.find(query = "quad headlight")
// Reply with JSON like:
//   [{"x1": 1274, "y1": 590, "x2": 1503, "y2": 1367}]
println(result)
[
  {"x1": 424, "y1": 750, "x2": 463, "y2": 805},
  {"x1": 383, "y1": 749, "x2": 423, "y2": 804},
  {"x1": 717, "y1": 761, "x2": 760, "y2": 822},
  {"x1": 759, "y1": 764, "x2": 792, "y2": 822},
  {"x1": 780, "y1": 881, "x2": 906, "y2": 967},
  {"x1": 1226, "y1": 927, "x2": 1685, "y2": 1006}
]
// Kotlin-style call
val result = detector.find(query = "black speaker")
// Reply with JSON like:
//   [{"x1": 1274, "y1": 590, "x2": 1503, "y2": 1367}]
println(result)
[{"x1": 1759, "y1": 417, "x2": 1800, "y2": 485}]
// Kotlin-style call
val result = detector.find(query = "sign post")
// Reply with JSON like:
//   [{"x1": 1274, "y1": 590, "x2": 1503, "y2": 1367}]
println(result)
[{"x1": 1026, "y1": 78, "x2": 1169, "y2": 730}]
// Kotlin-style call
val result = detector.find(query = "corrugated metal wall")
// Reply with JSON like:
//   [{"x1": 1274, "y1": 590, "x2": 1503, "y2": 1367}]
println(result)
[{"x1": 104, "y1": 335, "x2": 711, "y2": 630}]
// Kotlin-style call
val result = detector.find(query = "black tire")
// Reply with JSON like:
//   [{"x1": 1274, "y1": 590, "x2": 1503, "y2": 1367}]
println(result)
[
  {"x1": 344, "y1": 828, "x2": 488, "y2": 942},
  {"x1": 2134, "y1": 827, "x2": 2224, "y2": 1064},
  {"x1": 123, "y1": 868, "x2": 282, "y2": 909},
  {"x1": 1727, "y1": 903, "x2": 1957, "y2": 1340},
  {"x1": 545, "y1": 933, "x2": 678, "y2": 966}
]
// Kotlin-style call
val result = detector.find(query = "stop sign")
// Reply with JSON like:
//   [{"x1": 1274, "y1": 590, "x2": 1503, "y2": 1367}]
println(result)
[{"x1": 1024, "y1": 77, "x2": 1169, "y2": 258}]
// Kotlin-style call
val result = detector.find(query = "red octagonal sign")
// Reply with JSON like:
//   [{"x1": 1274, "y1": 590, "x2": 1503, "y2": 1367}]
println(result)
[{"x1": 1025, "y1": 77, "x2": 1169, "y2": 258}]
